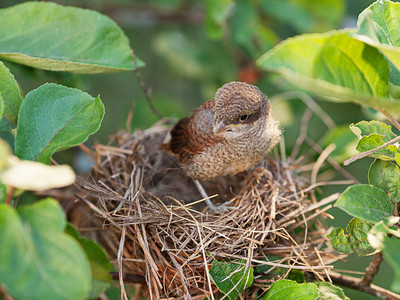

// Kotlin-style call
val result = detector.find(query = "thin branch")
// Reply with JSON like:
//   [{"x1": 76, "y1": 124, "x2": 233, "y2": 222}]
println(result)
[
  {"x1": 343, "y1": 135, "x2": 400, "y2": 166},
  {"x1": 376, "y1": 108, "x2": 400, "y2": 132},
  {"x1": 360, "y1": 252, "x2": 384, "y2": 288},
  {"x1": 131, "y1": 49, "x2": 164, "y2": 119},
  {"x1": 326, "y1": 271, "x2": 400, "y2": 300},
  {"x1": 305, "y1": 137, "x2": 359, "y2": 183}
]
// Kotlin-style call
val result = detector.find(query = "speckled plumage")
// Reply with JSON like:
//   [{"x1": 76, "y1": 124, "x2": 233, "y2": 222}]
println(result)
[{"x1": 169, "y1": 81, "x2": 281, "y2": 180}]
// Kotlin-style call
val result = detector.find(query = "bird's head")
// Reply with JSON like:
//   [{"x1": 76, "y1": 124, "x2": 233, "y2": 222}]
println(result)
[{"x1": 213, "y1": 81, "x2": 270, "y2": 137}]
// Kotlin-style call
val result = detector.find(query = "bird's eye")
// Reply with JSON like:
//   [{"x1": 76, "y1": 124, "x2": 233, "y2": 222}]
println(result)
[{"x1": 240, "y1": 114, "x2": 248, "y2": 122}]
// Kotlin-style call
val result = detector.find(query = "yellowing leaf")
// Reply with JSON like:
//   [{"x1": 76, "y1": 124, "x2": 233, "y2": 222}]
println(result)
[{"x1": 1, "y1": 158, "x2": 75, "y2": 191}]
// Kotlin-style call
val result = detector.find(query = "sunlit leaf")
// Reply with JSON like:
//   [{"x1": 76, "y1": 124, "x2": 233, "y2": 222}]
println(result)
[
  {"x1": 355, "y1": 0, "x2": 400, "y2": 74},
  {"x1": 257, "y1": 31, "x2": 400, "y2": 113},
  {"x1": 0, "y1": 2, "x2": 143, "y2": 73}
]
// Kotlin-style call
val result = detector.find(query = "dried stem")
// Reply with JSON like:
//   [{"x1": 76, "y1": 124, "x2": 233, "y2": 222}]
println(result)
[
  {"x1": 131, "y1": 49, "x2": 164, "y2": 119},
  {"x1": 343, "y1": 134, "x2": 400, "y2": 166},
  {"x1": 376, "y1": 108, "x2": 400, "y2": 131},
  {"x1": 360, "y1": 252, "x2": 384, "y2": 288}
]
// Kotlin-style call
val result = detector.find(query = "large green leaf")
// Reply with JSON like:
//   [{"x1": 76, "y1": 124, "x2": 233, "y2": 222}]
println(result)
[
  {"x1": 263, "y1": 280, "x2": 318, "y2": 300},
  {"x1": 0, "y1": 61, "x2": 22, "y2": 130},
  {"x1": 257, "y1": 30, "x2": 400, "y2": 113},
  {"x1": 0, "y1": 2, "x2": 144, "y2": 73},
  {"x1": 210, "y1": 259, "x2": 253, "y2": 300},
  {"x1": 66, "y1": 224, "x2": 112, "y2": 299},
  {"x1": 335, "y1": 184, "x2": 394, "y2": 223},
  {"x1": 15, "y1": 83, "x2": 104, "y2": 163},
  {"x1": 0, "y1": 198, "x2": 91, "y2": 300},
  {"x1": 327, "y1": 218, "x2": 375, "y2": 256},
  {"x1": 355, "y1": 0, "x2": 400, "y2": 73},
  {"x1": 369, "y1": 159, "x2": 400, "y2": 202}
]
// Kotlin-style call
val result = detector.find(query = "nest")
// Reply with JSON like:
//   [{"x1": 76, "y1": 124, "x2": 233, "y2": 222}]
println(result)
[{"x1": 75, "y1": 119, "x2": 341, "y2": 299}]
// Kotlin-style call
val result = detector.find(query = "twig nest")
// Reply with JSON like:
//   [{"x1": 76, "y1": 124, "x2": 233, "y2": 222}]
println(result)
[{"x1": 77, "y1": 120, "x2": 337, "y2": 299}]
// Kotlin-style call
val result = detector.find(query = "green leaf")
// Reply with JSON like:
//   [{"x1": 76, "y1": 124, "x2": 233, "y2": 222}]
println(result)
[
  {"x1": 0, "y1": 198, "x2": 91, "y2": 300},
  {"x1": 260, "y1": 0, "x2": 344, "y2": 33},
  {"x1": 204, "y1": 0, "x2": 233, "y2": 39},
  {"x1": 15, "y1": 83, "x2": 104, "y2": 163},
  {"x1": 335, "y1": 184, "x2": 394, "y2": 223},
  {"x1": 0, "y1": 2, "x2": 143, "y2": 73},
  {"x1": 314, "y1": 282, "x2": 349, "y2": 300},
  {"x1": 231, "y1": 0, "x2": 259, "y2": 56},
  {"x1": 65, "y1": 223, "x2": 112, "y2": 299},
  {"x1": 327, "y1": 217, "x2": 375, "y2": 256},
  {"x1": 210, "y1": 259, "x2": 253, "y2": 300},
  {"x1": 382, "y1": 236, "x2": 400, "y2": 292},
  {"x1": 0, "y1": 61, "x2": 22, "y2": 130},
  {"x1": 350, "y1": 121, "x2": 398, "y2": 160},
  {"x1": 355, "y1": 0, "x2": 400, "y2": 74},
  {"x1": 369, "y1": 159, "x2": 400, "y2": 203},
  {"x1": 351, "y1": 120, "x2": 396, "y2": 140},
  {"x1": 257, "y1": 31, "x2": 400, "y2": 113},
  {"x1": 263, "y1": 279, "x2": 318, "y2": 300}
]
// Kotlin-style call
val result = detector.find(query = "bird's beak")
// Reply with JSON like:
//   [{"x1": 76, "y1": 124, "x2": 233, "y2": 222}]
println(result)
[{"x1": 215, "y1": 121, "x2": 241, "y2": 134}]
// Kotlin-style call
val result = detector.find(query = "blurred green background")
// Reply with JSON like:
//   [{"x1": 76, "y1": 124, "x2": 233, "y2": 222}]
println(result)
[{"x1": 0, "y1": 0, "x2": 397, "y2": 299}]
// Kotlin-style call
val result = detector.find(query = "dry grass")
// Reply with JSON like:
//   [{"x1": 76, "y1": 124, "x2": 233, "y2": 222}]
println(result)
[{"x1": 74, "y1": 118, "x2": 346, "y2": 299}]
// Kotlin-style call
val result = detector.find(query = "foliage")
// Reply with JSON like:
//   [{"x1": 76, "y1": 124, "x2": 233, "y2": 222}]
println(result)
[
  {"x1": 210, "y1": 259, "x2": 254, "y2": 300},
  {"x1": 0, "y1": 1, "x2": 124, "y2": 299},
  {"x1": 258, "y1": 0, "x2": 400, "y2": 295},
  {"x1": 0, "y1": 0, "x2": 400, "y2": 299}
]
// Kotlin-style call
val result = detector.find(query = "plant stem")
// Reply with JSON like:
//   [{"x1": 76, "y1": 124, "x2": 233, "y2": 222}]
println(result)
[
  {"x1": 360, "y1": 252, "x2": 383, "y2": 288},
  {"x1": 343, "y1": 134, "x2": 400, "y2": 166},
  {"x1": 326, "y1": 271, "x2": 400, "y2": 300},
  {"x1": 131, "y1": 49, "x2": 164, "y2": 119}
]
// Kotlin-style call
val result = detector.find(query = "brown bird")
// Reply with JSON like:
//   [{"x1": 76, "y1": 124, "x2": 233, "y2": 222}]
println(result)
[{"x1": 168, "y1": 81, "x2": 281, "y2": 210}]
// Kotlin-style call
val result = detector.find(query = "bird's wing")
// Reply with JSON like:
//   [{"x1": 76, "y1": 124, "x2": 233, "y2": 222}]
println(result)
[{"x1": 169, "y1": 98, "x2": 221, "y2": 163}]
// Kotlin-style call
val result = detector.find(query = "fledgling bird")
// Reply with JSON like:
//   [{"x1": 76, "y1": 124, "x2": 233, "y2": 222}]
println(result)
[{"x1": 167, "y1": 81, "x2": 281, "y2": 210}]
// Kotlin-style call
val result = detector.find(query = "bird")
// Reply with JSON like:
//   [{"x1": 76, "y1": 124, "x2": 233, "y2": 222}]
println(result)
[{"x1": 167, "y1": 81, "x2": 281, "y2": 211}]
